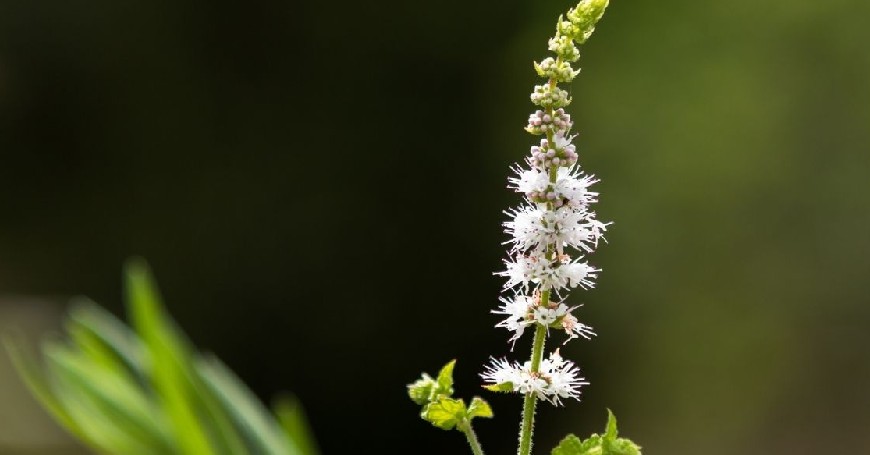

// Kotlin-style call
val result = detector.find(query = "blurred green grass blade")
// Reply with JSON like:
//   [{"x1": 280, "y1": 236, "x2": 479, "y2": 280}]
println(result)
[
  {"x1": 197, "y1": 355, "x2": 302, "y2": 455},
  {"x1": 66, "y1": 297, "x2": 146, "y2": 377},
  {"x1": 71, "y1": 294, "x2": 252, "y2": 455},
  {"x1": 273, "y1": 394, "x2": 320, "y2": 455},
  {"x1": 125, "y1": 258, "x2": 217, "y2": 455},
  {"x1": 6, "y1": 259, "x2": 319, "y2": 455},
  {"x1": 43, "y1": 339, "x2": 175, "y2": 454},
  {"x1": 43, "y1": 343, "x2": 160, "y2": 455},
  {"x1": 2, "y1": 335, "x2": 92, "y2": 446},
  {"x1": 186, "y1": 366, "x2": 254, "y2": 455}
]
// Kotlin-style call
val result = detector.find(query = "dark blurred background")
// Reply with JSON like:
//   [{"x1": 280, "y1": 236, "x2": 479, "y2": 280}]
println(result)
[{"x1": 2, "y1": 0, "x2": 870, "y2": 453}]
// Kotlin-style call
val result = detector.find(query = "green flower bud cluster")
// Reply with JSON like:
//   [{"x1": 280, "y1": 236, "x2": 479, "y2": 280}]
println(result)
[
  {"x1": 535, "y1": 57, "x2": 581, "y2": 83},
  {"x1": 531, "y1": 84, "x2": 571, "y2": 108},
  {"x1": 548, "y1": 35, "x2": 581, "y2": 62}
]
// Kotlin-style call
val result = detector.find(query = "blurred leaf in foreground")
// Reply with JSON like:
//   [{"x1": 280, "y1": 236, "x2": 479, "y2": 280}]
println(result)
[{"x1": 3, "y1": 258, "x2": 319, "y2": 455}]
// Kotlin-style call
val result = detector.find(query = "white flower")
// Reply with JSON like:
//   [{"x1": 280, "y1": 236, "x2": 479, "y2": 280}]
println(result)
[
  {"x1": 493, "y1": 295, "x2": 536, "y2": 344},
  {"x1": 537, "y1": 350, "x2": 588, "y2": 405},
  {"x1": 552, "y1": 132, "x2": 575, "y2": 150},
  {"x1": 553, "y1": 257, "x2": 600, "y2": 290},
  {"x1": 504, "y1": 205, "x2": 605, "y2": 255},
  {"x1": 533, "y1": 306, "x2": 559, "y2": 325},
  {"x1": 509, "y1": 166, "x2": 549, "y2": 197},
  {"x1": 510, "y1": 166, "x2": 602, "y2": 212},
  {"x1": 499, "y1": 253, "x2": 600, "y2": 292},
  {"x1": 498, "y1": 252, "x2": 551, "y2": 291},
  {"x1": 481, "y1": 350, "x2": 587, "y2": 406},
  {"x1": 481, "y1": 357, "x2": 525, "y2": 387},
  {"x1": 553, "y1": 169, "x2": 599, "y2": 208},
  {"x1": 560, "y1": 312, "x2": 596, "y2": 343}
]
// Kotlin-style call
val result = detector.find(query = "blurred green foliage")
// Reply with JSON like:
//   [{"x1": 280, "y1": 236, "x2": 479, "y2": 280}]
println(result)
[{"x1": 4, "y1": 260, "x2": 318, "y2": 455}]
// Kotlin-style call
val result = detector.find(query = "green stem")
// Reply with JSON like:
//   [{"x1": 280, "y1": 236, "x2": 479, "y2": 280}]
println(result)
[
  {"x1": 459, "y1": 420, "x2": 485, "y2": 455},
  {"x1": 518, "y1": 53, "x2": 565, "y2": 455},
  {"x1": 518, "y1": 324, "x2": 548, "y2": 455}
]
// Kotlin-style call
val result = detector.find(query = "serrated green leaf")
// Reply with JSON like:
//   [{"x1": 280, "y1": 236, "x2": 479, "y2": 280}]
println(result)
[
  {"x1": 600, "y1": 410, "x2": 642, "y2": 455},
  {"x1": 552, "y1": 433, "x2": 583, "y2": 455},
  {"x1": 422, "y1": 397, "x2": 466, "y2": 430},
  {"x1": 466, "y1": 397, "x2": 493, "y2": 420},
  {"x1": 583, "y1": 435, "x2": 604, "y2": 454},
  {"x1": 605, "y1": 408, "x2": 618, "y2": 440},
  {"x1": 436, "y1": 360, "x2": 456, "y2": 393},
  {"x1": 553, "y1": 433, "x2": 605, "y2": 455},
  {"x1": 273, "y1": 393, "x2": 320, "y2": 455},
  {"x1": 483, "y1": 381, "x2": 514, "y2": 392},
  {"x1": 604, "y1": 438, "x2": 642, "y2": 455},
  {"x1": 407, "y1": 374, "x2": 436, "y2": 405}
]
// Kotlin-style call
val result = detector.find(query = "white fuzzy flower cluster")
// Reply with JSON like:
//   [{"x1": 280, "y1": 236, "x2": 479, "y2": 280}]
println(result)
[
  {"x1": 494, "y1": 293, "x2": 596, "y2": 346},
  {"x1": 481, "y1": 351, "x2": 588, "y2": 406},
  {"x1": 495, "y1": 92, "x2": 608, "y2": 304}
]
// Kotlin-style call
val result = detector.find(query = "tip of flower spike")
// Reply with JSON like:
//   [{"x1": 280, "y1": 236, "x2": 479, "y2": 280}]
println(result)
[{"x1": 566, "y1": 0, "x2": 610, "y2": 44}]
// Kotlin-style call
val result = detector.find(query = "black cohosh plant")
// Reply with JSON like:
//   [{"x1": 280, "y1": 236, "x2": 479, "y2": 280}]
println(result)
[{"x1": 407, "y1": 1, "x2": 642, "y2": 454}]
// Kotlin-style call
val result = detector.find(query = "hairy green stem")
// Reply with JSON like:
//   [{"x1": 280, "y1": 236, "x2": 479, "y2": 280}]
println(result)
[
  {"x1": 518, "y1": 324, "x2": 548, "y2": 455},
  {"x1": 460, "y1": 421, "x2": 485, "y2": 455}
]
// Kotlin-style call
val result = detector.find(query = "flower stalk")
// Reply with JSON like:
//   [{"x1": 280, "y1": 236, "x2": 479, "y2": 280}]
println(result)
[
  {"x1": 407, "y1": 1, "x2": 628, "y2": 454},
  {"x1": 484, "y1": 1, "x2": 611, "y2": 454}
]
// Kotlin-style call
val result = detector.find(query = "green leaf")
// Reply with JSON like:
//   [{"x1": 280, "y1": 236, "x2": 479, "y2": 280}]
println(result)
[
  {"x1": 196, "y1": 355, "x2": 302, "y2": 455},
  {"x1": 552, "y1": 433, "x2": 602, "y2": 455},
  {"x1": 2, "y1": 335, "x2": 92, "y2": 449},
  {"x1": 42, "y1": 340, "x2": 174, "y2": 453},
  {"x1": 436, "y1": 359, "x2": 456, "y2": 394},
  {"x1": 483, "y1": 381, "x2": 514, "y2": 393},
  {"x1": 273, "y1": 394, "x2": 320, "y2": 455},
  {"x1": 125, "y1": 259, "x2": 217, "y2": 455},
  {"x1": 604, "y1": 408, "x2": 618, "y2": 440},
  {"x1": 66, "y1": 298, "x2": 146, "y2": 377},
  {"x1": 600, "y1": 410, "x2": 642, "y2": 455},
  {"x1": 7, "y1": 259, "x2": 321, "y2": 455},
  {"x1": 407, "y1": 374, "x2": 436, "y2": 405},
  {"x1": 605, "y1": 438, "x2": 642, "y2": 455},
  {"x1": 422, "y1": 397, "x2": 466, "y2": 430},
  {"x1": 466, "y1": 397, "x2": 493, "y2": 420},
  {"x1": 74, "y1": 278, "x2": 250, "y2": 455}
]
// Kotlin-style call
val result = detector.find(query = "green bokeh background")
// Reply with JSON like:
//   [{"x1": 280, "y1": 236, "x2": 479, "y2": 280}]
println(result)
[{"x1": 1, "y1": 0, "x2": 869, "y2": 453}]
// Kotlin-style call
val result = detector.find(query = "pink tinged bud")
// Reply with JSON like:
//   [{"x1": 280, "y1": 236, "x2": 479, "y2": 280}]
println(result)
[
  {"x1": 553, "y1": 157, "x2": 560, "y2": 164},
  {"x1": 542, "y1": 115, "x2": 551, "y2": 122},
  {"x1": 547, "y1": 149, "x2": 556, "y2": 157},
  {"x1": 547, "y1": 192, "x2": 556, "y2": 200}
]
